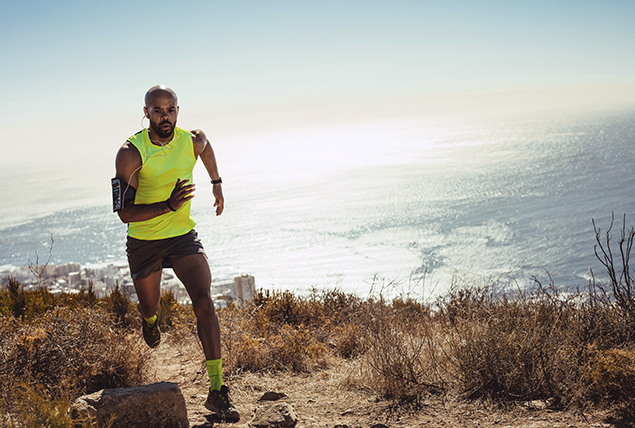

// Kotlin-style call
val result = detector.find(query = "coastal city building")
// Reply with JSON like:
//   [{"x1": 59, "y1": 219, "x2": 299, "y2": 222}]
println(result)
[{"x1": 0, "y1": 263, "x2": 254, "y2": 309}]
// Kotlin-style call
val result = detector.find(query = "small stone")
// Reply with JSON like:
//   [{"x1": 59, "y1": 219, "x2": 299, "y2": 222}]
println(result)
[
  {"x1": 259, "y1": 391, "x2": 288, "y2": 401},
  {"x1": 71, "y1": 382, "x2": 188, "y2": 428},
  {"x1": 523, "y1": 400, "x2": 548, "y2": 410},
  {"x1": 251, "y1": 402, "x2": 298, "y2": 428}
]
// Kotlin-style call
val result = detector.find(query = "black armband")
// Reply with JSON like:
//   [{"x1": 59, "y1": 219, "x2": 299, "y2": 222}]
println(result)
[{"x1": 112, "y1": 178, "x2": 137, "y2": 212}]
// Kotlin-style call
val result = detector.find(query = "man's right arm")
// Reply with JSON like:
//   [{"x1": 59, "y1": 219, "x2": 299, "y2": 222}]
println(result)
[{"x1": 114, "y1": 142, "x2": 194, "y2": 223}]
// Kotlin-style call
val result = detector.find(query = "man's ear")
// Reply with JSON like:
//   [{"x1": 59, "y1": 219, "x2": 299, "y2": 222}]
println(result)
[{"x1": 143, "y1": 107, "x2": 149, "y2": 118}]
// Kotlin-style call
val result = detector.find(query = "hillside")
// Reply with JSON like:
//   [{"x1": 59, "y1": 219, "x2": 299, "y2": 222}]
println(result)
[
  {"x1": 151, "y1": 332, "x2": 610, "y2": 428},
  {"x1": 1, "y1": 280, "x2": 634, "y2": 427}
]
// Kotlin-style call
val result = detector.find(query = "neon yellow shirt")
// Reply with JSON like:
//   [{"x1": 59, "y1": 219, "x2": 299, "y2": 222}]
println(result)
[{"x1": 127, "y1": 127, "x2": 197, "y2": 240}]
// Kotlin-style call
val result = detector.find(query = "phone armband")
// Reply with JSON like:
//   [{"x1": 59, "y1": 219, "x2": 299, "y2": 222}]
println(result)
[{"x1": 112, "y1": 178, "x2": 122, "y2": 212}]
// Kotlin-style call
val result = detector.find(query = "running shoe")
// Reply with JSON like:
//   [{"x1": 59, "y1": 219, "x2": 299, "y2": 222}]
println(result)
[
  {"x1": 204, "y1": 385, "x2": 240, "y2": 421},
  {"x1": 142, "y1": 317, "x2": 161, "y2": 348}
]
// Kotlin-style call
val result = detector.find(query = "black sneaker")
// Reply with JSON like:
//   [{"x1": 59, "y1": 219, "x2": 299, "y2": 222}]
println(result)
[
  {"x1": 142, "y1": 318, "x2": 161, "y2": 348},
  {"x1": 204, "y1": 385, "x2": 240, "y2": 421}
]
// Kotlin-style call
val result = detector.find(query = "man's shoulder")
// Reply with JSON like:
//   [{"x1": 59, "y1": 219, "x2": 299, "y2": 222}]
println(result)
[
  {"x1": 117, "y1": 129, "x2": 146, "y2": 155},
  {"x1": 127, "y1": 129, "x2": 147, "y2": 145},
  {"x1": 116, "y1": 140, "x2": 142, "y2": 164},
  {"x1": 188, "y1": 128, "x2": 207, "y2": 143}
]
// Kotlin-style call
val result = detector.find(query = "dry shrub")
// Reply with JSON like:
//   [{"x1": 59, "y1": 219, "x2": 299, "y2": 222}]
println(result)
[
  {"x1": 355, "y1": 296, "x2": 443, "y2": 402},
  {"x1": 0, "y1": 278, "x2": 100, "y2": 322},
  {"x1": 312, "y1": 288, "x2": 364, "y2": 322},
  {"x1": 253, "y1": 289, "x2": 316, "y2": 325},
  {"x1": 219, "y1": 288, "x2": 365, "y2": 374},
  {"x1": 254, "y1": 288, "x2": 363, "y2": 330},
  {"x1": 585, "y1": 347, "x2": 635, "y2": 402},
  {"x1": 218, "y1": 288, "x2": 366, "y2": 374},
  {"x1": 219, "y1": 305, "x2": 327, "y2": 373},
  {"x1": 331, "y1": 324, "x2": 363, "y2": 359},
  {"x1": 3, "y1": 383, "x2": 112, "y2": 428},
  {"x1": 103, "y1": 283, "x2": 135, "y2": 327},
  {"x1": 158, "y1": 290, "x2": 196, "y2": 338},
  {"x1": 438, "y1": 284, "x2": 580, "y2": 404},
  {"x1": 3, "y1": 277, "x2": 26, "y2": 319},
  {"x1": 0, "y1": 307, "x2": 149, "y2": 413}
]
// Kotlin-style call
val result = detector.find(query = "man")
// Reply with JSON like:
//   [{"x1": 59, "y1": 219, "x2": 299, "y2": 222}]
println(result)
[{"x1": 113, "y1": 85, "x2": 239, "y2": 421}]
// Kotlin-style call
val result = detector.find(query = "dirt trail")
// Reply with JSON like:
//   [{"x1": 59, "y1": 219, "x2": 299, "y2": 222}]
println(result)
[{"x1": 144, "y1": 333, "x2": 613, "y2": 428}]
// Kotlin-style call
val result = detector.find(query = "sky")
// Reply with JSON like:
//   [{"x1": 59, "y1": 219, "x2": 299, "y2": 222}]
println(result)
[{"x1": 0, "y1": 0, "x2": 634, "y2": 192}]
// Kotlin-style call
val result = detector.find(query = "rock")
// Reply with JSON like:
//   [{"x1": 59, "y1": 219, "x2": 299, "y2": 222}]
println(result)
[
  {"x1": 71, "y1": 382, "x2": 188, "y2": 428},
  {"x1": 523, "y1": 399, "x2": 548, "y2": 410},
  {"x1": 250, "y1": 402, "x2": 298, "y2": 428},
  {"x1": 259, "y1": 391, "x2": 287, "y2": 401}
]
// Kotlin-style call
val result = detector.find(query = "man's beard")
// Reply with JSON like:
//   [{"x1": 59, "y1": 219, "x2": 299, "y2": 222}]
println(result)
[{"x1": 150, "y1": 120, "x2": 176, "y2": 139}]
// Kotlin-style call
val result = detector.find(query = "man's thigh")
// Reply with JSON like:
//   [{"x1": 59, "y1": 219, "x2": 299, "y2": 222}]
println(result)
[{"x1": 172, "y1": 254, "x2": 212, "y2": 299}]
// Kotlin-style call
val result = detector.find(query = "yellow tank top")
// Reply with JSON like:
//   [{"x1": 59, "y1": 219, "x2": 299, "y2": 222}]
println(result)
[{"x1": 127, "y1": 127, "x2": 197, "y2": 240}]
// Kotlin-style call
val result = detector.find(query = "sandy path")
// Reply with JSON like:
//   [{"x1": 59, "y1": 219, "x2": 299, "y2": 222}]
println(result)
[{"x1": 143, "y1": 333, "x2": 613, "y2": 428}]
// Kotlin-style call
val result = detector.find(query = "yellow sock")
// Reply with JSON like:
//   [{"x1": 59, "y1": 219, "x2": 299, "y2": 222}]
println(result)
[
  {"x1": 144, "y1": 315, "x2": 157, "y2": 326},
  {"x1": 206, "y1": 358, "x2": 223, "y2": 391}
]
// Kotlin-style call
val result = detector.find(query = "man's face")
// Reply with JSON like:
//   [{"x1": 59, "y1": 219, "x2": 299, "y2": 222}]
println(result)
[{"x1": 144, "y1": 92, "x2": 179, "y2": 139}]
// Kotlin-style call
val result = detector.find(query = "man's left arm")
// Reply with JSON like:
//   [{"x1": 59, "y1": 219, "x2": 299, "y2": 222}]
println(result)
[{"x1": 192, "y1": 129, "x2": 224, "y2": 216}]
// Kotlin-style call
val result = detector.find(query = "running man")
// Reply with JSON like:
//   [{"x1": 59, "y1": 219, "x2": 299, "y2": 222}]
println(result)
[{"x1": 113, "y1": 85, "x2": 239, "y2": 421}]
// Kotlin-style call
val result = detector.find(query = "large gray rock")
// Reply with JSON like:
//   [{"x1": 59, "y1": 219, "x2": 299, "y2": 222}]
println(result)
[
  {"x1": 250, "y1": 402, "x2": 297, "y2": 428},
  {"x1": 71, "y1": 382, "x2": 188, "y2": 428}
]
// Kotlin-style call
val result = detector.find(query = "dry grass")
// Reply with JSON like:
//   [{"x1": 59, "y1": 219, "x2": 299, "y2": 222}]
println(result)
[
  {"x1": 218, "y1": 289, "x2": 354, "y2": 373},
  {"x1": 3, "y1": 257, "x2": 635, "y2": 425},
  {"x1": 0, "y1": 281, "x2": 148, "y2": 427}
]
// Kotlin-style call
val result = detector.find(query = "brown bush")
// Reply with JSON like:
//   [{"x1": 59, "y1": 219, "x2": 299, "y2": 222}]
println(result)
[
  {"x1": 7, "y1": 254, "x2": 635, "y2": 425},
  {"x1": 0, "y1": 306, "x2": 149, "y2": 413},
  {"x1": 355, "y1": 296, "x2": 443, "y2": 402},
  {"x1": 585, "y1": 347, "x2": 635, "y2": 402},
  {"x1": 5, "y1": 382, "x2": 112, "y2": 428},
  {"x1": 103, "y1": 283, "x2": 135, "y2": 327},
  {"x1": 0, "y1": 278, "x2": 105, "y2": 322},
  {"x1": 158, "y1": 290, "x2": 196, "y2": 337},
  {"x1": 219, "y1": 305, "x2": 327, "y2": 373},
  {"x1": 437, "y1": 283, "x2": 585, "y2": 404},
  {"x1": 215, "y1": 288, "x2": 366, "y2": 375}
]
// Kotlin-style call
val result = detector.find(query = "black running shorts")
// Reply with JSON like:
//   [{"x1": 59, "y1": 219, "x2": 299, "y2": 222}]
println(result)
[{"x1": 126, "y1": 229, "x2": 207, "y2": 279}]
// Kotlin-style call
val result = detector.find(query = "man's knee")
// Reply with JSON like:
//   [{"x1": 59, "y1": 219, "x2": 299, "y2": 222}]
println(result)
[
  {"x1": 138, "y1": 301, "x2": 159, "y2": 317},
  {"x1": 192, "y1": 293, "x2": 215, "y2": 315}
]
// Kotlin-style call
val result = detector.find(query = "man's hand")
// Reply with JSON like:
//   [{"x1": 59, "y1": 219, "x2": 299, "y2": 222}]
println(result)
[
  {"x1": 213, "y1": 184, "x2": 224, "y2": 216},
  {"x1": 167, "y1": 179, "x2": 195, "y2": 210}
]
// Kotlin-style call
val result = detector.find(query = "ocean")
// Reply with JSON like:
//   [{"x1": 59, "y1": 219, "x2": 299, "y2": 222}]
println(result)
[{"x1": 1, "y1": 106, "x2": 634, "y2": 298}]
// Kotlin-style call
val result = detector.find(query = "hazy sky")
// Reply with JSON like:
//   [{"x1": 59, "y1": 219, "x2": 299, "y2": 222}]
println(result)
[{"x1": 1, "y1": 0, "x2": 634, "y2": 168}]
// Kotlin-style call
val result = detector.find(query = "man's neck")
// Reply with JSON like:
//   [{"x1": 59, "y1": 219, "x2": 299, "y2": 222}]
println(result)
[{"x1": 148, "y1": 129, "x2": 174, "y2": 146}]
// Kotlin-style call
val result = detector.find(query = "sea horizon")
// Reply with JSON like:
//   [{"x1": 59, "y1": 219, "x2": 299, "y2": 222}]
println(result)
[{"x1": 2, "y1": 105, "x2": 635, "y2": 298}]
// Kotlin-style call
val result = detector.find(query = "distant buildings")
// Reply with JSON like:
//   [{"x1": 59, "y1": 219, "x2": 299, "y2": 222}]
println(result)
[
  {"x1": 235, "y1": 274, "x2": 256, "y2": 307},
  {"x1": 0, "y1": 263, "x2": 255, "y2": 309}
]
